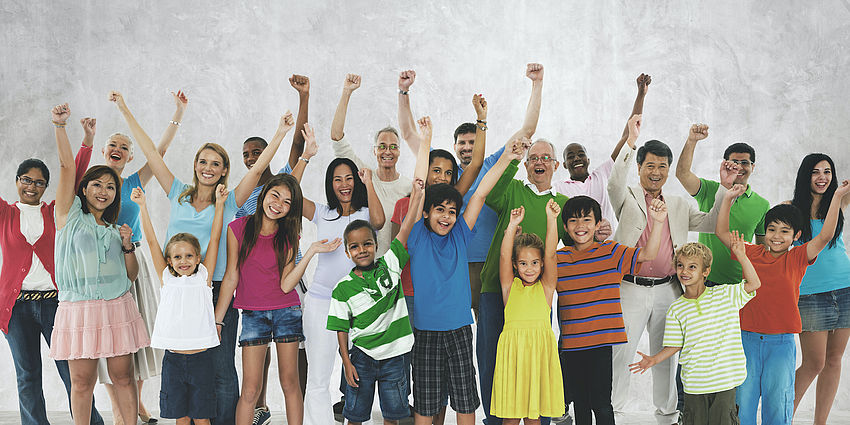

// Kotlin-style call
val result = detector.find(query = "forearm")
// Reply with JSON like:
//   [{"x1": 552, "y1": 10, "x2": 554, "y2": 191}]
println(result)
[
  {"x1": 124, "y1": 252, "x2": 139, "y2": 282},
  {"x1": 291, "y1": 158, "x2": 308, "y2": 183},
  {"x1": 652, "y1": 346, "x2": 682, "y2": 364},
  {"x1": 288, "y1": 93, "x2": 309, "y2": 168},
  {"x1": 74, "y1": 143, "x2": 92, "y2": 188},
  {"x1": 413, "y1": 134, "x2": 431, "y2": 182},
  {"x1": 811, "y1": 195, "x2": 844, "y2": 252},
  {"x1": 740, "y1": 257, "x2": 761, "y2": 293},
  {"x1": 115, "y1": 101, "x2": 173, "y2": 193},
  {"x1": 397, "y1": 193, "x2": 421, "y2": 244},
  {"x1": 514, "y1": 81, "x2": 542, "y2": 139},
  {"x1": 214, "y1": 275, "x2": 238, "y2": 322},
  {"x1": 675, "y1": 140, "x2": 701, "y2": 195},
  {"x1": 613, "y1": 91, "x2": 647, "y2": 159},
  {"x1": 715, "y1": 198, "x2": 734, "y2": 248},
  {"x1": 398, "y1": 92, "x2": 420, "y2": 151},
  {"x1": 366, "y1": 183, "x2": 386, "y2": 229},
  {"x1": 456, "y1": 123, "x2": 486, "y2": 195},
  {"x1": 337, "y1": 332, "x2": 351, "y2": 362},
  {"x1": 477, "y1": 155, "x2": 515, "y2": 198},
  {"x1": 205, "y1": 207, "x2": 225, "y2": 268},
  {"x1": 56, "y1": 127, "x2": 75, "y2": 169},
  {"x1": 331, "y1": 91, "x2": 353, "y2": 141},
  {"x1": 281, "y1": 248, "x2": 315, "y2": 292},
  {"x1": 638, "y1": 220, "x2": 663, "y2": 262},
  {"x1": 139, "y1": 206, "x2": 167, "y2": 274}
]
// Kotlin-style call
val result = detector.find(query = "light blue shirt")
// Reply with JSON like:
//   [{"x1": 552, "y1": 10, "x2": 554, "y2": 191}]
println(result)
[
  {"x1": 118, "y1": 172, "x2": 142, "y2": 243},
  {"x1": 55, "y1": 197, "x2": 132, "y2": 302},
  {"x1": 797, "y1": 219, "x2": 850, "y2": 295},
  {"x1": 459, "y1": 146, "x2": 504, "y2": 262},
  {"x1": 165, "y1": 178, "x2": 238, "y2": 281}
]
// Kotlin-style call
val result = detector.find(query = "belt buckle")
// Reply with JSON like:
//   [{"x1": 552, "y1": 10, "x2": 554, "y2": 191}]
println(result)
[{"x1": 640, "y1": 277, "x2": 655, "y2": 287}]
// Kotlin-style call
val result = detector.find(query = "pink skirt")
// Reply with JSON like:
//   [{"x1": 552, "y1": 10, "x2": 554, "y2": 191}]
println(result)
[{"x1": 50, "y1": 291, "x2": 151, "y2": 360}]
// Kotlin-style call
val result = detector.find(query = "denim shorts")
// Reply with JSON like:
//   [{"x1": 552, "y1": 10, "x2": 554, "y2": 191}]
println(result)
[
  {"x1": 798, "y1": 286, "x2": 850, "y2": 332},
  {"x1": 160, "y1": 349, "x2": 216, "y2": 419},
  {"x1": 343, "y1": 347, "x2": 411, "y2": 422},
  {"x1": 239, "y1": 305, "x2": 305, "y2": 347}
]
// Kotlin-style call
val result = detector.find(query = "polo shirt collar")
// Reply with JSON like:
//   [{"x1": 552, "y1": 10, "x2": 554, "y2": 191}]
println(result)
[{"x1": 524, "y1": 181, "x2": 559, "y2": 196}]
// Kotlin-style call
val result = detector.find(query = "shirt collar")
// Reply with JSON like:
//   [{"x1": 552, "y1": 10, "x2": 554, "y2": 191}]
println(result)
[
  {"x1": 642, "y1": 188, "x2": 664, "y2": 201},
  {"x1": 524, "y1": 181, "x2": 558, "y2": 196}
]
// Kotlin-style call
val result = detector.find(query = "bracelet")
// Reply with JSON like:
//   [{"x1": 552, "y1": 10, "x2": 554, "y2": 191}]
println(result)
[
  {"x1": 52, "y1": 121, "x2": 66, "y2": 128},
  {"x1": 476, "y1": 123, "x2": 488, "y2": 131},
  {"x1": 122, "y1": 244, "x2": 136, "y2": 254},
  {"x1": 216, "y1": 321, "x2": 225, "y2": 327},
  {"x1": 476, "y1": 119, "x2": 487, "y2": 124},
  {"x1": 298, "y1": 156, "x2": 310, "y2": 163},
  {"x1": 169, "y1": 120, "x2": 180, "y2": 126},
  {"x1": 399, "y1": 90, "x2": 409, "y2": 95}
]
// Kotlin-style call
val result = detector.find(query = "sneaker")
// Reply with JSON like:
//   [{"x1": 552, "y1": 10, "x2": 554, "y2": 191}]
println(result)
[
  {"x1": 552, "y1": 413, "x2": 573, "y2": 424},
  {"x1": 252, "y1": 406, "x2": 271, "y2": 425},
  {"x1": 333, "y1": 399, "x2": 345, "y2": 423}
]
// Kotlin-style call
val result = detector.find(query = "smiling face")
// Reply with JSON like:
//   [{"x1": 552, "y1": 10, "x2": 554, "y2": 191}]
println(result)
[
  {"x1": 16, "y1": 168, "x2": 48, "y2": 205},
  {"x1": 195, "y1": 148, "x2": 228, "y2": 187},
  {"x1": 524, "y1": 141, "x2": 559, "y2": 189},
  {"x1": 427, "y1": 157, "x2": 454, "y2": 186},
  {"x1": 453, "y1": 131, "x2": 476, "y2": 167},
  {"x1": 810, "y1": 160, "x2": 832, "y2": 195},
  {"x1": 167, "y1": 241, "x2": 202, "y2": 276},
  {"x1": 514, "y1": 246, "x2": 543, "y2": 284},
  {"x1": 374, "y1": 131, "x2": 401, "y2": 169},
  {"x1": 345, "y1": 227, "x2": 377, "y2": 268},
  {"x1": 102, "y1": 134, "x2": 133, "y2": 170},
  {"x1": 638, "y1": 152, "x2": 670, "y2": 197},
  {"x1": 423, "y1": 200, "x2": 458, "y2": 236},
  {"x1": 764, "y1": 220, "x2": 801, "y2": 255},
  {"x1": 332, "y1": 163, "x2": 355, "y2": 204},
  {"x1": 242, "y1": 140, "x2": 266, "y2": 170},
  {"x1": 82, "y1": 173, "x2": 118, "y2": 213},
  {"x1": 675, "y1": 255, "x2": 710, "y2": 289},
  {"x1": 262, "y1": 184, "x2": 292, "y2": 221},
  {"x1": 563, "y1": 143, "x2": 590, "y2": 181},
  {"x1": 565, "y1": 210, "x2": 601, "y2": 249},
  {"x1": 727, "y1": 152, "x2": 754, "y2": 185}
]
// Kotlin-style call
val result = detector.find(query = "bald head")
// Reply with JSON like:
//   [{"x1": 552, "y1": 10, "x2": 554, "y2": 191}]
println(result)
[{"x1": 563, "y1": 142, "x2": 590, "y2": 182}]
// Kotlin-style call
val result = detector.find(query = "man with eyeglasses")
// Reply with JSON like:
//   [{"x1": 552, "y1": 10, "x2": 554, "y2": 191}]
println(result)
[{"x1": 675, "y1": 124, "x2": 770, "y2": 286}]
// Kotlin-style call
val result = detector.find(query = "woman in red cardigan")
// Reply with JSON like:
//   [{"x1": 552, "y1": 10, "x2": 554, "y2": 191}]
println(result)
[{"x1": 0, "y1": 119, "x2": 104, "y2": 425}]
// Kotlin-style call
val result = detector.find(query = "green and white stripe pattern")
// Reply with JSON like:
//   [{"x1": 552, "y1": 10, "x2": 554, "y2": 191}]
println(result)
[
  {"x1": 663, "y1": 281, "x2": 755, "y2": 394},
  {"x1": 327, "y1": 239, "x2": 414, "y2": 360}
]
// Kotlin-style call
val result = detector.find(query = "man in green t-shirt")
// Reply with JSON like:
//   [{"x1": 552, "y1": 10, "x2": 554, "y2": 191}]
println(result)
[{"x1": 675, "y1": 123, "x2": 770, "y2": 285}]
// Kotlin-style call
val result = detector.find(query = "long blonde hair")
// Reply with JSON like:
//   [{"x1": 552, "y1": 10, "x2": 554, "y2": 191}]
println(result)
[{"x1": 179, "y1": 143, "x2": 230, "y2": 204}]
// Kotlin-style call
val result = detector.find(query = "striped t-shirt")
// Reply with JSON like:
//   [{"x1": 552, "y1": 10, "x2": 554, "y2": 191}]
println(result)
[
  {"x1": 326, "y1": 239, "x2": 414, "y2": 360},
  {"x1": 663, "y1": 281, "x2": 755, "y2": 394},
  {"x1": 555, "y1": 241, "x2": 640, "y2": 351}
]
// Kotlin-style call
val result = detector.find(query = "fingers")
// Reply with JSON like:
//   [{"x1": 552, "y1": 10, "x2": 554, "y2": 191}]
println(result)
[{"x1": 689, "y1": 123, "x2": 709, "y2": 140}]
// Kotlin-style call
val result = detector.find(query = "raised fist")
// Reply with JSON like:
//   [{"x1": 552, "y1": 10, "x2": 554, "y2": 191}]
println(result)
[
  {"x1": 473, "y1": 94, "x2": 487, "y2": 120},
  {"x1": 289, "y1": 74, "x2": 310, "y2": 94},
  {"x1": 172, "y1": 90, "x2": 188, "y2": 109},
  {"x1": 637, "y1": 73, "x2": 651, "y2": 94},
  {"x1": 344, "y1": 74, "x2": 361, "y2": 92},
  {"x1": 80, "y1": 117, "x2": 96, "y2": 137},
  {"x1": 398, "y1": 70, "x2": 416, "y2": 91},
  {"x1": 688, "y1": 124, "x2": 709, "y2": 142},
  {"x1": 51, "y1": 103, "x2": 70, "y2": 124},
  {"x1": 526, "y1": 63, "x2": 544, "y2": 82}
]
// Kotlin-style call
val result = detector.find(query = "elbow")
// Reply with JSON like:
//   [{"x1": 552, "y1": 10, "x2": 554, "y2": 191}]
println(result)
[{"x1": 373, "y1": 217, "x2": 386, "y2": 230}]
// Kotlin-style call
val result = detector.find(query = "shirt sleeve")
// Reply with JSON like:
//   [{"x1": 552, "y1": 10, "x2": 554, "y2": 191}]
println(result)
[
  {"x1": 278, "y1": 163, "x2": 293, "y2": 175},
  {"x1": 693, "y1": 178, "x2": 720, "y2": 210},
  {"x1": 728, "y1": 280, "x2": 756, "y2": 310},
  {"x1": 792, "y1": 242, "x2": 817, "y2": 268},
  {"x1": 484, "y1": 160, "x2": 520, "y2": 213},
  {"x1": 616, "y1": 244, "x2": 642, "y2": 276},
  {"x1": 326, "y1": 285, "x2": 352, "y2": 332},
  {"x1": 124, "y1": 172, "x2": 142, "y2": 191},
  {"x1": 389, "y1": 238, "x2": 410, "y2": 270},
  {"x1": 406, "y1": 219, "x2": 425, "y2": 257},
  {"x1": 593, "y1": 157, "x2": 614, "y2": 180},
  {"x1": 332, "y1": 136, "x2": 370, "y2": 172},
  {"x1": 483, "y1": 146, "x2": 506, "y2": 170},
  {"x1": 312, "y1": 203, "x2": 329, "y2": 225},
  {"x1": 662, "y1": 306, "x2": 684, "y2": 348},
  {"x1": 168, "y1": 178, "x2": 185, "y2": 201},
  {"x1": 391, "y1": 197, "x2": 409, "y2": 225},
  {"x1": 457, "y1": 214, "x2": 476, "y2": 242},
  {"x1": 754, "y1": 212, "x2": 766, "y2": 237},
  {"x1": 74, "y1": 143, "x2": 93, "y2": 189}
]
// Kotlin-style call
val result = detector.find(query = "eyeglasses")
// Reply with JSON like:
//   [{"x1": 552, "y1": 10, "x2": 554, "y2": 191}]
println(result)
[
  {"x1": 376, "y1": 144, "x2": 399, "y2": 152},
  {"x1": 527, "y1": 155, "x2": 553, "y2": 164},
  {"x1": 729, "y1": 159, "x2": 753, "y2": 167},
  {"x1": 17, "y1": 176, "x2": 47, "y2": 188}
]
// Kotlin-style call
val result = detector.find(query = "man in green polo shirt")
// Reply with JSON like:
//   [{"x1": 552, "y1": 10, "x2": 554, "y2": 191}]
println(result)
[{"x1": 675, "y1": 123, "x2": 770, "y2": 285}]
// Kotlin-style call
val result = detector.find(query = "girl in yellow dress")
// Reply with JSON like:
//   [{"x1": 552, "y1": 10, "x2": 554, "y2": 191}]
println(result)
[{"x1": 492, "y1": 200, "x2": 565, "y2": 424}]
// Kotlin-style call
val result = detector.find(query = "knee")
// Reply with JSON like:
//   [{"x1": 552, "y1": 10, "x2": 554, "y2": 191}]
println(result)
[
  {"x1": 802, "y1": 355, "x2": 826, "y2": 374},
  {"x1": 240, "y1": 383, "x2": 262, "y2": 404},
  {"x1": 279, "y1": 373, "x2": 301, "y2": 394},
  {"x1": 70, "y1": 375, "x2": 96, "y2": 394},
  {"x1": 824, "y1": 351, "x2": 844, "y2": 370}
]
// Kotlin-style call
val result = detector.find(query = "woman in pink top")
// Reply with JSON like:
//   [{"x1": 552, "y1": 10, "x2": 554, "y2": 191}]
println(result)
[{"x1": 214, "y1": 170, "x2": 340, "y2": 425}]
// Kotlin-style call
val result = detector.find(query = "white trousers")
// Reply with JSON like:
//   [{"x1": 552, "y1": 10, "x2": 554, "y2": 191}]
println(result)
[
  {"x1": 303, "y1": 293, "x2": 338, "y2": 425},
  {"x1": 611, "y1": 280, "x2": 681, "y2": 424}
]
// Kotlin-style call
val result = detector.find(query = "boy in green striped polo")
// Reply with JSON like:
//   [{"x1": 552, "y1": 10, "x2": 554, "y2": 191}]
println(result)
[
  {"x1": 326, "y1": 178, "x2": 423, "y2": 425},
  {"x1": 629, "y1": 236, "x2": 761, "y2": 425}
]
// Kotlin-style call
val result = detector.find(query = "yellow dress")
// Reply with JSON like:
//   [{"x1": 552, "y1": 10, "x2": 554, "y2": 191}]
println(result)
[{"x1": 491, "y1": 278, "x2": 565, "y2": 419}]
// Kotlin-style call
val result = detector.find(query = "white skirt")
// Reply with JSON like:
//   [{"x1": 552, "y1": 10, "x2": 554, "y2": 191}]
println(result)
[{"x1": 98, "y1": 244, "x2": 164, "y2": 382}]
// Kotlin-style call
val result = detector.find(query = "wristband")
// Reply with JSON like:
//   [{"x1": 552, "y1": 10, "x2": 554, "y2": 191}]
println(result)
[
  {"x1": 169, "y1": 120, "x2": 180, "y2": 126},
  {"x1": 298, "y1": 156, "x2": 310, "y2": 163},
  {"x1": 399, "y1": 90, "x2": 409, "y2": 95},
  {"x1": 216, "y1": 321, "x2": 225, "y2": 327},
  {"x1": 52, "y1": 121, "x2": 66, "y2": 128},
  {"x1": 122, "y1": 244, "x2": 136, "y2": 254},
  {"x1": 476, "y1": 123, "x2": 488, "y2": 131},
  {"x1": 476, "y1": 119, "x2": 487, "y2": 124}
]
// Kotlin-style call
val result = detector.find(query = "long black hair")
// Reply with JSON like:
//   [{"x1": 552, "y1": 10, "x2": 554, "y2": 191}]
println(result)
[
  {"x1": 237, "y1": 174, "x2": 303, "y2": 277},
  {"x1": 325, "y1": 158, "x2": 368, "y2": 220},
  {"x1": 77, "y1": 165, "x2": 122, "y2": 224},
  {"x1": 429, "y1": 149, "x2": 459, "y2": 186},
  {"x1": 791, "y1": 153, "x2": 844, "y2": 248}
]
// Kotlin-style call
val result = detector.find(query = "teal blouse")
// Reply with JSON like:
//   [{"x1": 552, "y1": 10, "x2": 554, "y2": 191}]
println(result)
[{"x1": 54, "y1": 197, "x2": 132, "y2": 302}]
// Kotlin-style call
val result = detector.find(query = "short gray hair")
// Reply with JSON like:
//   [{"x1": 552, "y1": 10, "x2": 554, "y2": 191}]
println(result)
[
  {"x1": 105, "y1": 133, "x2": 134, "y2": 156},
  {"x1": 527, "y1": 138, "x2": 556, "y2": 160},
  {"x1": 374, "y1": 126, "x2": 400, "y2": 145}
]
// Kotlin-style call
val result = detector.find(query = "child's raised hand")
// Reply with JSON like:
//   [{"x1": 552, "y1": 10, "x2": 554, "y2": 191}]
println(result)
[
  {"x1": 130, "y1": 187, "x2": 146, "y2": 206},
  {"x1": 119, "y1": 224, "x2": 133, "y2": 250},
  {"x1": 277, "y1": 110, "x2": 295, "y2": 134},
  {"x1": 595, "y1": 218, "x2": 612, "y2": 242},
  {"x1": 719, "y1": 160, "x2": 741, "y2": 188},
  {"x1": 545, "y1": 199, "x2": 561, "y2": 219},
  {"x1": 417, "y1": 116, "x2": 433, "y2": 140},
  {"x1": 411, "y1": 177, "x2": 425, "y2": 197},
  {"x1": 730, "y1": 230, "x2": 746, "y2": 258},
  {"x1": 508, "y1": 206, "x2": 525, "y2": 228},
  {"x1": 628, "y1": 351, "x2": 657, "y2": 375},
  {"x1": 725, "y1": 183, "x2": 746, "y2": 201},
  {"x1": 358, "y1": 168, "x2": 372, "y2": 185},
  {"x1": 311, "y1": 238, "x2": 342, "y2": 253},
  {"x1": 301, "y1": 123, "x2": 318, "y2": 160},
  {"x1": 214, "y1": 184, "x2": 228, "y2": 206},
  {"x1": 648, "y1": 198, "x2": 667, "y2": 223}
]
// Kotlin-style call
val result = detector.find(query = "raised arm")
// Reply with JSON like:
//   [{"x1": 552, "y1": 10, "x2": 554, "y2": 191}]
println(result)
[
  {"x1": 110, "y1": 91, "x2": 175, "y2": 195},
  {"x1": 288, "y1": 75, "x2": 310, "y2": 168},
  {"x1": 636, "y1": 199, "x2": 668, "y2": 262},
  {"x1": 715, "y1": 184, "x2": 746, "y2": 249},
  {"x1": 506, "y1": 63, "x2": 544, "y2": 141},
  {"x1": 52, "y1": 103, "x2": 75, "y2": 229},
  {"x1": 74, "y1": 117, "x2": 96, "y2": 189},
  {"x1": 612, "y1": 74, "x2": 651, "y2": 160},
  {"x1": 331, "y1": 74, "x2": 360, "y2": 141},
  {"x1": 360, "y1": 168, "x2": 385, "y2": 230},
  {"x1": 119, "y1": 224, "x2": 139, "y2": 282},
  {"x1": 292, "y1": 123, "x2": 317, "y2": 220},
  {"x1": 808, "y1": 180, "x2": 850, "y2": 261},
  {"x1": 608, "y1": 114, "x2": 642, "y2": 218},
  {"x1": 542, "y1": 200, "x2": 561, "y2": 300},
  {"x1": 280, "y1": 238, "x2": 342, "y2": 293},
  {"x1": 397, "y1": 70, "x2": 422, "y2": 153},
  {"x1": 215, "y1": 229, "x2": 239, "y2": 327},
  {"x1": 137, "y1": 91, "x2": 188, "y2": 185},
  {"x1": 675, "y1": 124, "x2": 709, "y2": 196},
  {"x1": 233, "y1": 111, "x2": 295, "y2": 206},
  {"x1": 730, "y1": 230, "x2": 761, "y2": 293},
  {"x1": 455, "y1": 94, "x2": 488, "y2": 196},
  {"x1": 396, "y1": 178, "x2": 425, "y2": 246},
  {"x1": 130, "y1": 188, "x2": 167, "y2": 280},
  {"x1": 499, "y1": 207, "x2": 524, "y2": 305},
  {"x1": 464, "y1": 138, "x2": 526, "y2": 229},
  {"x1": 203, "y1": 184, "x2": 228, "y2": 284}
]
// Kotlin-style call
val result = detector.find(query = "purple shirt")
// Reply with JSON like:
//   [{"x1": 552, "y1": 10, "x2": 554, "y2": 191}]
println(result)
[{"x1": 229, "y1": 216, "x2": 299, "y2": 310}]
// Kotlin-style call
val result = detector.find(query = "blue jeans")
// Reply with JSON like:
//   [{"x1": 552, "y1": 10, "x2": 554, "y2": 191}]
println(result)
[
  {"x1": 211, "y1": 283, "x2": 239, "y2": 425},
  {"x1": 343, "y1": 347, "x2": 411, "y2": 422},
  {"x1": 736, "y1": 331, "x2": 795, "y2": 425},
  {"x1": 477, "y1": 291, "x2": 550, "y2": 424},
  {"x1": 3, "y1": 297, "x2": 103, "y2": 425}
]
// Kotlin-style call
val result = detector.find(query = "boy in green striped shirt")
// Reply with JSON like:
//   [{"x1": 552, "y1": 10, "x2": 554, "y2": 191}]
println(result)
[
  {"x1": 326, "y1": 178, "x2": 423, "y2": 425},
  {"x1": 629, "y1": 234, "x2": 760, "y2": 424}
]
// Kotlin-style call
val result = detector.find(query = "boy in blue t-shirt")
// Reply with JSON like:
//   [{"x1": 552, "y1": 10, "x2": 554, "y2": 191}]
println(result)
[{"x1": 406, "y1": 117, "x2": 526, "y2": 424}]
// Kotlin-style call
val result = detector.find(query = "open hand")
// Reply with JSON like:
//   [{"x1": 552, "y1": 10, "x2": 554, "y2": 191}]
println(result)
[
  {"x1": 719, "y1": 161, "x2": 741, "y2": 188},
  {"x1": 311, "y1": 238, "x2": 342, "y2": 253},
  {"x1": 628, "y1": 351, "x2": 656, "y2": 374},
  {"x1": 526, "y1": 63, "x2": 544, "y2": 82},
  {"x1": 473, "y1": 94, "x2": 487, "y2": 120},
  {"x1": 130, "y1": 187, "x2": 146, "y2": 206},
  {"x1": 637, "y1": 73, "x2": 651, "y2": 94},
  {"x1": 172, "y1": 90, "x2": 188, "y2": 110},
  {"x1": 344, "y1": 74, "x2": 361, "y2": 92},
  {"x1": 648, "y1": 198, "x2": 668, "y2": 223},
  {"x1": 730, "y1": 230, "x2": 746, "y2": 259},
  {"x1": 688, "y1": 123, "x2": 709, "y2": 142},
  {"x1": 301, "y1": 123, "x2": 318, "y2": 160},
  {"x1": 289, "y1": 74, "x2": 310, "y2": 95},
  {"x1": 398, "y1": 70, "x2": 415, "y2": 91},
  {"x1": 358, "y1": 168, "x2": 372, "y2": 184},
  {"x1": 80, "y1": 117, "x2": 96, "y2": 137},
  {"x1": 51, "y1": 103, "x2": 70, "y2": 124}
]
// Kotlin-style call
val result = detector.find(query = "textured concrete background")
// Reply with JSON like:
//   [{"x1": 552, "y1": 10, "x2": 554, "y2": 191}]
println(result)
[{"x1": 1, "y1": 0, "x2": 849, "y2": 418}]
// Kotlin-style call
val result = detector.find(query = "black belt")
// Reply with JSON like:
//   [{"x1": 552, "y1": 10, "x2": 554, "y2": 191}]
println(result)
[
  {"x1": 623, "y1": 274, "x2": 673, "y2": 287},
  {"x1": 17, "y1": 290, "x2": 58, "y2": 301}
]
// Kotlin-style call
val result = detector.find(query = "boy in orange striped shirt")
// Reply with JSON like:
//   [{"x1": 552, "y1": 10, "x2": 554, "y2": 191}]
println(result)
[{"x1": 555, "y1": 195, "x2": 667, "y2": 425}]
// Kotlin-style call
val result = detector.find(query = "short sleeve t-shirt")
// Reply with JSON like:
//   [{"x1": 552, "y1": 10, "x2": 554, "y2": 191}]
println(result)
[
  {"x1": 118, "y1": 172, "x2": 143, "y2": 243},
  {"x1": 796, "y1": 220, "x2": 850, "y2": 295},
  {"x1": 407, "y1": 215, "x2": 476, "y2": 331},
  {"x1": 327, "y1": 239, "x2": 414, "y2": 360},
  {"x1": 228, "y1": 216, "x2": 299, "y2": 310},
  {"x1": 460, "y1": 146, "x2": 504, "y2": 262},
  {"x1": 734, "y1": 243, "x2": 815, "y2": 334},
  {"x1": 555, "y1": 241, "x2": 640, "y2": 351},
  {"x1": 310, "y1": 203, "x2": 371, "y2": 300},
  {"x1": 553, "y1": 157, "x2": 617, "y2": 226},
  {"x1": 164, "y1": 178, "x2": 239, "y2": 281},
  {"x1": 663, "y1": 281, "x2": 755, "y2": 394},
  {"x1": 694, "y1": 179, "x2": 769, "y2": 284},
  {"x1": 390, "y1": 196, "x2": 414, "y2": 296}
]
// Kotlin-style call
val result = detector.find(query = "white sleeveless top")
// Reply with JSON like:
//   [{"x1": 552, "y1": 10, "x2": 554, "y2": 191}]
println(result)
[{"x1": 150, "y1": 263, "x2": 220, "y2": 350}]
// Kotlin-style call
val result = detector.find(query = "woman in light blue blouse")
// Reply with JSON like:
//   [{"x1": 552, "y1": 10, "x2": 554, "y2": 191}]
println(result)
[{"x1": 109, "y1": 90, "x2": 295, "y2": 425}]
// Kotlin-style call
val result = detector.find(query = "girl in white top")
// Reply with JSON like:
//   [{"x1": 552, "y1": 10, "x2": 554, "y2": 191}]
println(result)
[
  {"x1": 130, "y1": 185, "x2": 227, "y2": 424},
  {"x1": 291, "y1": 124, "x2": 385, "y2": 425}
]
